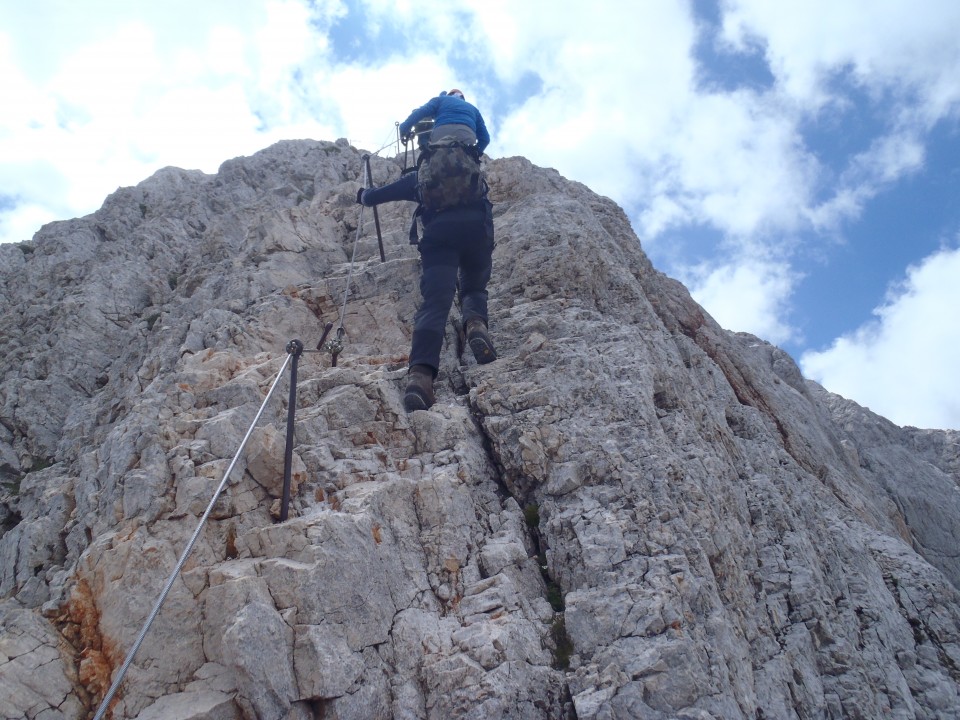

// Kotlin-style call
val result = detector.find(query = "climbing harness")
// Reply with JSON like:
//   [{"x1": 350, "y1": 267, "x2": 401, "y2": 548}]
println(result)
[
  {"x1": 317, "y1": 320, "x2": 343, "y2": 365},
  {"x1": 92, "y1": 352, "x2": 294, "y2": 720}
]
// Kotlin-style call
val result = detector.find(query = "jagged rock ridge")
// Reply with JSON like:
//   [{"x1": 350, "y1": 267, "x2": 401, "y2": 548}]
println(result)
[{"x1": 1, "y1": 138, "x2": 959, "y2": 719}]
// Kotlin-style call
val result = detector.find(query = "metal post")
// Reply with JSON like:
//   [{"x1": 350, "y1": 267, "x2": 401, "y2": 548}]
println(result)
[
  {"x1": 280, "y1": 339, "x2": 303, "y2": 522},
  {"x1": 363, "y1": 154, "x2": 386, "y2": 262}
]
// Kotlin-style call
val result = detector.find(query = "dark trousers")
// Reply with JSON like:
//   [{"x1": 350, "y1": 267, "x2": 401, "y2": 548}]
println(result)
[
  {"x1": 410, "y1": 211, "x2": 493, "y2": 374},
  {"x1": 361, "y1": 172, "x2": 494, "y2": 375}
]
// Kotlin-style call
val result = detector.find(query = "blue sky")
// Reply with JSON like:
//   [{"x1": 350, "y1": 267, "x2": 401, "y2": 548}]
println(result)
[{"x1": 2, "y1": 0, "x2": 959, "y2": 429}]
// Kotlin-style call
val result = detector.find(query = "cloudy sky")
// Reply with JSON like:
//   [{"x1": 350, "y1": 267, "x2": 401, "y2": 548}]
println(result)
[{"x1": 2, "y1": 0, "x2": 959, "y2": 430}]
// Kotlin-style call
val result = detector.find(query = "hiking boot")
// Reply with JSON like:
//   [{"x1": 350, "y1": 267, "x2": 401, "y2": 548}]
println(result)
[
  {"x1": 465, "y1": 318, "x2": 497, "y2": 364},
  {"x1": 404, "y1": 365, "x2": 435, "y2": 412}
]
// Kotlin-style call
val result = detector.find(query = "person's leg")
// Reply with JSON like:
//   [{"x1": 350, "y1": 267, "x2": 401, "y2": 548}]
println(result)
[
  {"x1": 403, "y1": 364, "x2": 435, "y2": 411},
  {"x1": 458, "y1": 203, "x2": 495, "y2": 324},
  {"x1": 459, "y1": 249, "x2": 491, "y2": 324},
  {"x1": 409, "y1": 232, "x2": 460, "y2": 374},
  {"x1": 458, "y1": 208, "x2": 497, "y2": 363},
  {"x1": 404, "y1": 230, "x2": 459, "y2": 411}
]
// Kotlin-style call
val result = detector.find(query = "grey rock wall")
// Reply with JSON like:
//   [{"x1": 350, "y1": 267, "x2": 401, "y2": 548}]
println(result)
[{"x1": 1, "y1": 140, "x2": 958, "y2": 719}]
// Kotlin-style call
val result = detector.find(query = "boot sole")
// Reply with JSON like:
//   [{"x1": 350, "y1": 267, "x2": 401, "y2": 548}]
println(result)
[
  {"x1": 404, "y1": 388, "x2": 433, "y2": 412},
  {"x1": 469, "y1": 336, "x2": 497, "y2": 364}
]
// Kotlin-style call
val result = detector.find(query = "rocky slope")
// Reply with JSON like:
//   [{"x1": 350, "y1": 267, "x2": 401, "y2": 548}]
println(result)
[{"x1": 1, "y1": 138, "x2": 959, "y2": 719}]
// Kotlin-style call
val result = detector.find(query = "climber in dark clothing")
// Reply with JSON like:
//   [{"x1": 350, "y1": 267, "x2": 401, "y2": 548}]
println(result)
[{"x1": 358, "y1": 89, "x2": 496, "y2": 412}]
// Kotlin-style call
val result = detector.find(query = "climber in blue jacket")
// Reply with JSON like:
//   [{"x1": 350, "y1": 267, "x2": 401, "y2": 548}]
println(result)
[
  {"x1": 358, "y1": 89, "x2": 496, "y2": 413},
  {"x1": 399, "y1": 89, "x2": 490, "y2": 154}
]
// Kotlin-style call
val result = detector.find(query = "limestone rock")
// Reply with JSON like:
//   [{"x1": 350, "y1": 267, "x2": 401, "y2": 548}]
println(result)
[
  {"x1": 0, "y1": 606, "x2": 84, "y2": 720},
  {"x1": 0, "y1": 139, "x2": 958, "y2": 719}
]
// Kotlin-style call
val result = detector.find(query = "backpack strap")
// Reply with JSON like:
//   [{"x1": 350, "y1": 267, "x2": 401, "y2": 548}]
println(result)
[
  {"x1": 422, "y1": 138, "x2": 481, "y2": 162},
  {"x1": 408, "y1": 205, "x2": 423, "y2": 245}
]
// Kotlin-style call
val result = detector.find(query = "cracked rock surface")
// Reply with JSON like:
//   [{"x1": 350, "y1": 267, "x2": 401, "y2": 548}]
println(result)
[{"x1": 1, "y1": 139, "x2": 959, "y2": 719}]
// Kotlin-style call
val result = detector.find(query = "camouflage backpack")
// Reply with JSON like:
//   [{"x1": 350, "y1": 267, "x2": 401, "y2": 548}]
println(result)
[{"x1": 416, "y1": 138, "x2": 486, "y2": 212}]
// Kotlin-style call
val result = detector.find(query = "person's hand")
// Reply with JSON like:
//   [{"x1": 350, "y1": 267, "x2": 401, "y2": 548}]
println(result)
[
  {"x1": 400, "y1": 132, "x2": 410, "y2": 145},
  {"x1": 356, "y1": 188, "x2": 366, "y2": 205}
]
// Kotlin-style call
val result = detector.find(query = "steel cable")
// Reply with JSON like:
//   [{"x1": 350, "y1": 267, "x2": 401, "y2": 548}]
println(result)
[{"x1": 92, "y1": 352, "x2": 293, "y2": 720}]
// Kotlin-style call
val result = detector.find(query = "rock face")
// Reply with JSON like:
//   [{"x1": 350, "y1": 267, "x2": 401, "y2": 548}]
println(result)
[{"x1": 1, "y1": 138, "x2": 959, "y2": 720}]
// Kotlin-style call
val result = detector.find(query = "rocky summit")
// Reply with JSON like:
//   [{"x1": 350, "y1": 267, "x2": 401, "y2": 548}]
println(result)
[{"x1": 1, "y1": 138, "x2": 959, "y2": 720}]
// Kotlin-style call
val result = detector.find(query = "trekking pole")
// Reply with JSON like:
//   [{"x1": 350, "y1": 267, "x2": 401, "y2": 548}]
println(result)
[
  {"x1": 279, "y1": 339, "x2": 303, "y2": 522},
  {"x1": 363, "y1": 155, "x2": 386, "y2": 262},
  {"x1": 92, "y1": 352, "x2": 293, "y2": 720}
]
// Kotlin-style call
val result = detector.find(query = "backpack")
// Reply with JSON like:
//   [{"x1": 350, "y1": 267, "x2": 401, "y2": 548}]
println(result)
[{"x1": 416, "y1": 138, "x2": 486, "y2": 212}]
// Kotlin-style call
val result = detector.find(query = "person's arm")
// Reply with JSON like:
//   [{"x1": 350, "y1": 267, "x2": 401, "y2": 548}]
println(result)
[
  {"x1": 475, "y1": 111, "x2": 490, "y2": 154},
  {"x1": 358, "y1": 171, "x2": 419, "y2": 206},
  {"x1": 399, "y1": 97, "x2": 441, "y2": 140}
]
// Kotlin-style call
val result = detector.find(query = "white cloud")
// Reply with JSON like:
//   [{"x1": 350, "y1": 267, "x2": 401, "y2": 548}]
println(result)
[
  {"x1": 680, "y1": 255, "x2": 801, "y2": 346},
  {"x1": 807, "y1": 132, "x2": 927, "y2": 232},
  {"x1": 0, "y1": 1, "x2": 351, "y2": 244},
  {"x1": 636, "y1": 91, "x2": 816, "y2": 239},
  {"x1": 721, "y1": 0, "x2": 960, "y2": 237},
  {"x1": 0, "y1": 202, "x2": 60, "y2": 248},
  {"x1": 5, "y1": 1, "x2": 954, "y2": 247},
  {"x1": 474, "y1": 5, "x2": 814, "y2": 248},
  {"x1": 720, "y1": 0, "x2": 960, "y2": 109},
  {"x1": 315, "y1": 56, "x2": 461, "y2": 153},
  {"x1": 490, "y1": 4, "x2": 699, "y2": 204},
  {"x1": 2, "y1": 0, "x2": 960, "y2": 430},
  {"x1": 801, "y1": 244, "x2": 960, "y2": 429}
]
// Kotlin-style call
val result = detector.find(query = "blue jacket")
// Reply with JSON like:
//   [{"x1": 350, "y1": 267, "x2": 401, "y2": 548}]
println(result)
[{"x1": 399, "y1": 95, "x2": 490, "y2": 154}]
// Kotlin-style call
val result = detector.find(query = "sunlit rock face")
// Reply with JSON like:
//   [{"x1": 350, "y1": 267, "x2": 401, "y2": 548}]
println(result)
[{"x1": 1, "y1": 139, "x2": 958, "y2": 720}]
